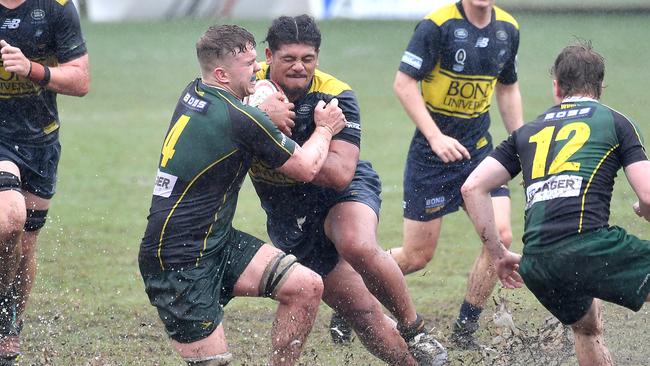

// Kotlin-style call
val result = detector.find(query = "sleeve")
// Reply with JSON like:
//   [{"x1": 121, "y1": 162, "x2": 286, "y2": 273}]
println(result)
[
  {"x1": 398, "y1": 19, "x2": 441, "y2": 81},
  {"x1": 331, "y1": 89, "x2": 361, "y2": 147},
  {"x1": 53, "y1": 0, "x2": 87, "y2": 63},
  {"x1": 613, "y1": 111, "x2": 647, "y2": 167},
  {"x1": 233, "y1": 105, "x2": 297, "y2": 169},
  {"x1": 490, "y1": 133, "x2": 522, "y2": 178},
  {"x1": 497, "y1": 26, "x2": 519, "y2": 85}
]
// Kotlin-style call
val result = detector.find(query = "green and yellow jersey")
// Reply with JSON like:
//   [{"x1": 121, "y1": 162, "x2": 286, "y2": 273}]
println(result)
[
  {"x1": 492, "y1": 97, "x2": 647, "y2": 252},
  {"x1": 140, "y1": 79, "x2": 296, "y2": 269}
]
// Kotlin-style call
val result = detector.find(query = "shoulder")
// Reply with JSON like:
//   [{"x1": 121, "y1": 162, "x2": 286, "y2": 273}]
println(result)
[
  {"x1": 494, "y1": 6, "x2": 519, "y2": 30},
  {"x1": 424, "y1": 3, "x2": 463, "y2": 27},
  {"x1": 309, "y1": 69, "x2": 352, "y2": 97}
]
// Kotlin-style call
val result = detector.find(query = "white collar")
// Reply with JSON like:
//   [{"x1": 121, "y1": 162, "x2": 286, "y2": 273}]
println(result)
[{"x1": 562, "y1": 96, "x2": 598, "y2": 103}]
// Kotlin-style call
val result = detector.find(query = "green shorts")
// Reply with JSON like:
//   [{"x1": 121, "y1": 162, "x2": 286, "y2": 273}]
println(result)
[
  {"x1": 139, "y1": 229, "x2": 263, "y2": 343},
  {"x1": 520, "y1": 226, "x2": 650, "y2": 325}
]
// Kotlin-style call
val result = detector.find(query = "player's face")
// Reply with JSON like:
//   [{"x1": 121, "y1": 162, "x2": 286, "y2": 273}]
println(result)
[
  {"x1": 224, "y1": 43, "x2": 261, "y2": 99},
  {"x1": 464, "y1": 0, "x2": 495, "y2": 10},
  {"x1": 266, "y1": 43, "x2": 318, "y2": 100}
]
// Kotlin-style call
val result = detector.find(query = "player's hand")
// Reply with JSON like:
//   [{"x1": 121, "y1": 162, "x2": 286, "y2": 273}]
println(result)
[
  {"x1": 427, "y1": 133, "x2": 471, "y2": 163},
  {"x1": 259, "y1": 92, "x2": 295, "y2": 136},
  {"x1": 0, "y1": 40, "x2": 31, "y2": 77},
  {"x1": 315, "y1": 98, "x2": 346, "y2": 135},
  {"x1": 495, "y1": 250, "x2": 524, "y2": 289},
  {"x1": 632, "y1": 201, "x2": 650, "y2": 222}
]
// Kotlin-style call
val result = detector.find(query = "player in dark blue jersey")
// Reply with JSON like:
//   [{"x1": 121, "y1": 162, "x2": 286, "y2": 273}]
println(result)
[
  {"x1": 139, "y1": 24, "x2": 347, "y2": 366},
  {"x1": 249, "y1": 15, "x2": 447, "y2": 365},
  {"x1": 462, "y1": 41, "x2": 650, "y2": 366},
  {"x1": 389, "y1": 0, "x2": 524, "y2": 349},
  {"x1": 0, "y1": 0, "x2": 89, "y2": 362}
]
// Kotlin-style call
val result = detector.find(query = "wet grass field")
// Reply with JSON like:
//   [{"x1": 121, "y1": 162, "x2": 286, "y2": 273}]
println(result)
[{"x1": 19, "y1": 12, "x2": 650, "y2": 365}]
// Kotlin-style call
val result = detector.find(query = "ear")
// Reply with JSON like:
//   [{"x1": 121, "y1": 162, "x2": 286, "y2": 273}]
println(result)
[
  {"x1": 265, "y1": 48, "x2": 273, "y2": 64},
  {"x1": 552, "y1": 79, "x2": 562, "y2": 104},
  {"x1": 214, "y1": 66, "x2": 229, "y2": 84}
]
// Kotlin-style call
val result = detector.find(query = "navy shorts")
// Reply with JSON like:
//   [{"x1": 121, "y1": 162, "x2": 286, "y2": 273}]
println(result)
[
  {"x1": 403, "y1": 143, "x2": 508, "y2": 221},
  {"x1": 268, "y1": 160, "x2": 382, "y2": 277},
  {"x1": 0, "y1": 138, "x2": 60, "y2": 199}
]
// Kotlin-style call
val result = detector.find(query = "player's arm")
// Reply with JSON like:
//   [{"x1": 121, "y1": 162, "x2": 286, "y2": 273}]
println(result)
[
  {"x1": 495, "y1": 81, "x2": 524, "y2": 133},
  {"x1": 394, "y1": 71, "x2": 470, "y2": 163},
  {"x1": 259, "y1": 92, "x2": 295, "y2": 136},
  {"x1": 277, "y1": 99, "x2": 346, "y2": 182},
  {"x1": 311, "y1": 139, "x2": 359, "y2": 191},
  {"x1": 625, "y1": 161, "x2": 650, "y2": 222},
  {"x1": 461, "y1": 156, "x2": 523, "y2": 288}
]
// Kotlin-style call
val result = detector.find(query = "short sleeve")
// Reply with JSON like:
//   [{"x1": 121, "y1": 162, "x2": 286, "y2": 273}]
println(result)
[
  {"x1": 331, "y1": 89, "x2": 361, "y2": 147},
  {"x1": 490, "y1": 133, "x2": 522, "y2": 178},
  {"x1": 398, "y1": 19, "x2": 441, "y2": 81},
  {"x1": 497, "y1": 27, "x2": 519, "y2": 85},
  {"x1": 613, "y1": 111, "x2": 647, "y2": 167},
  {"x1": 53, "y1": 0, "x2": 87, "y2": 63},
  {"x1": 233, "y1": 106, "x2": 297, "y2": 169}
]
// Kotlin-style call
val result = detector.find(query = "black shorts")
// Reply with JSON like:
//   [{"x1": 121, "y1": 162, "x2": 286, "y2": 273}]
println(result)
[
  {"x1": 520, "y1": 226, "x2": 650, "y2": 325},
  {"x1": 403, "y1": 144, "x2": 508, "y2": 221},
  {"x1": 139, "y1": 229, "x2": 263, "y2": 343},
  {"x1": 0, "y1": 138, "x2": 60, "y2": 199},
  {"x1": 268, "y1": 160, "x2": 382, "y2": 277}
]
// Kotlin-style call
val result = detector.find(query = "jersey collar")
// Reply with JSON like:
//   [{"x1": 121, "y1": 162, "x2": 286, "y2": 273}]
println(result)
[{"x1": 562, "y1": 96, "x2": 598, "y2": 103}]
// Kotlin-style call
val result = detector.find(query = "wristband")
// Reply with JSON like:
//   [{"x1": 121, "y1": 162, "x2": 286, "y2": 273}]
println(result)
[{"x1": 26, "y1": 62, "x2": 51, "y2": 86}]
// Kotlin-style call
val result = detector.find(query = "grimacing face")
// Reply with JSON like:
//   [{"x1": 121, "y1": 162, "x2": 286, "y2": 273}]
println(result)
[
  {"x1": 266, "y1": 43, "x2": 318, "y2": 101},
  {"x1": 222, "y1": 43, "x2": 260, "y2": 99}
]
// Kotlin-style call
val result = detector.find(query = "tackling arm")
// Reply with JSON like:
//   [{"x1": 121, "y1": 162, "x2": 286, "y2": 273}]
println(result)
[
  {"x1": 310, "y1": 139, "x2": 359, "y2": 191},
  {"x1": 495, "y1": 81, "x2": 524, "y2": 134},
  {"x1": 461, "y1": 157, "x2": 523, "y2": 288}
]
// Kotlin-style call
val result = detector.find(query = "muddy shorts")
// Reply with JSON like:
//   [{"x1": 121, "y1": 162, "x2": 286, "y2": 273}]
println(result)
[
  {"x1": 0, "y1": 138, "x2": 61, "y2": 198},
  {"x1": 520, "y1": 226, "x2": 650, "y2": 325},
  {"x1": 139, "y1": 229, "x2": 263, "y2": 343}
]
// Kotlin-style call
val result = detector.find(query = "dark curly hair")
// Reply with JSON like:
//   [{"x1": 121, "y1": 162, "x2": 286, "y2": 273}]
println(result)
[{"x1": 265, "y1": 14, "x2": 321, "y2": 52}]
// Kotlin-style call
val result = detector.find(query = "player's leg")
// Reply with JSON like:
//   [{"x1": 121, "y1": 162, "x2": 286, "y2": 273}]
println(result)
[
  {"x1": 0, "y1": 161, "x2": 25, "y2": 295},
  {"x1": 325, "y1": 201, "x2": 417, "y2": 327},
  {"x1": 323, "y1": 259, "x2": 446, "y2": 366},
  {"x1": 570, "y1": 299, "x2": 613, "y2": 366},
  {"x1": 172, "y1": 325, "x2": 232, "y2": 365},
  {"x1": 452, "y1": 194, "x2": 512, "y2": 348},
  {"x1": 390, "y1": 217, "x2": 443, "y2": 274},
  {"x1": 232, "y1": 244, "x2": 323, "y2": 366}
]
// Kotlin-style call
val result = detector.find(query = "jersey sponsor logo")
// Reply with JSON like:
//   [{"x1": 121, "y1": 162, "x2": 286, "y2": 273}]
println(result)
[
  {"x1": 525, "y1": 174, "x2": 582, "y2": 209},
  {"x1": 425, "y1": 196, "x2": 445, "y2": 213},
  {"x1": 454, "y1": 28, "x2": 468, "y2": 40},
  {"x1": 475, "y1": 37, "x2": 490, "y2": 48},
  {"x1": 297, "y1": 104, "x2": 312, "y2": 115},
  {"x1": 543, "y1": 107, "x2": 593, "y2": 122},
  {"x1": 1, "y1": 18, "x2": 21, "y2": 29},
  {"x1": 345, "y1": 121, "x2": 361, "y2": 130},
  {"x1": 443, "y1": 79, "x2": 493, "y2": 111},
  {"x1": 453, "y1": 49, "x2": 466, "y2": 72},
  {"x1": 182, "y1": 93, "x2": 209, "y2": 113},
  {"x1": 496, "y1": 30, "x2": 508, "y2": 41},
  {"x1": 401, "y1": 51, "x2": 423, "y2": 70},
  {"x1": 0, "y1": 62, "x2": 39, "y2": 97},
  {"x1": 153, "y1": 170, "x2": 178, "y2": 198}
]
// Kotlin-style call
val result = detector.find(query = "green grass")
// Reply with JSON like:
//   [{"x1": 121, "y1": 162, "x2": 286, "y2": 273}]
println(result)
[{"x1": 20, "y1": 13, "x2": 650, "y2": 365}]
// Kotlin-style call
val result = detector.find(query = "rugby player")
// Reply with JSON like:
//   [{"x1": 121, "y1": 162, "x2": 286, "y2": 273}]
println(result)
[
  {"x1": 0, "y1": 0, "x2": 89, "y2": 363},
  {"x1": 138, "y1": 25, "x2": 347, "y2": 366},
  {"x1": 462, "y1": 40, "x2": 650, "y2": 366},
  {"x1": 388, "y1": 0, "x2": 524, "y2": 348},
  {"x1": 249, "y1": 15, "x2": 447, "y2": 366}
]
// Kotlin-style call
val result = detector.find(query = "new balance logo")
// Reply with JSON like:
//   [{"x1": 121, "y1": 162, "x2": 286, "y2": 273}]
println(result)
[
  {"x1": 475, "y1": 37, "x2": 489, "y2": 48},
  {"x1": 1, "y1": 19, "x2": 21, "y2": 29}
]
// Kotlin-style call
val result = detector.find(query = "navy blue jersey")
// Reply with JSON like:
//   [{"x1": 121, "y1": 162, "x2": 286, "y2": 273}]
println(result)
[
  {"x1": 140, "y1": 79, "x2": 297, "y2": 269},
  {"x1": 0, "y1": 0, "x2": 87, "y2": 145},
  {"x1": 399, "y1": 2, "x2": 519, "y2": 159},
  {"x1": 491, "y1": 98, "x2": 647, "y2": 250}
]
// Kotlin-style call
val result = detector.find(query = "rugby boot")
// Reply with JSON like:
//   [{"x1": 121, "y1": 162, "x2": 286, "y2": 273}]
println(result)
[
  {"x1": 449, "y1": 319, "x2": 480, "y2": 350},
  {"x1": 0, "y1": 290, "x2": 20, "y2": 365},
  {"x1": 329, "y1": 311, "x2": 353, "y2": 344},
  {"x1": 399, "y1": 314, "x2": 448, "y2": 366}
]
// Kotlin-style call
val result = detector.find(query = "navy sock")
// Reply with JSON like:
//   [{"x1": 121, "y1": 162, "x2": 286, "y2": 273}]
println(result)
[{"x1": 457, "y1": 300, "x2": 482, "y2": 324}]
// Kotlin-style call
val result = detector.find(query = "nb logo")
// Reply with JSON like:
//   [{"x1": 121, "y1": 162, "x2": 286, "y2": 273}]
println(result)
[{"x1": 1, "y1": 19, "x2": 21, "y2": 30}]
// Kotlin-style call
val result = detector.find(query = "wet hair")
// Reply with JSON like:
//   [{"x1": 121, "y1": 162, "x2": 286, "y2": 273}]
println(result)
[
  {"x1": 265, "y1": 14, "x2": 321, "y2": 52},
  {"x1": 196, "y1": 24, "x2": 256, "y2": 70},
  {"x1": 551, "y1": 40, "x2": 605, "y2": 99}
]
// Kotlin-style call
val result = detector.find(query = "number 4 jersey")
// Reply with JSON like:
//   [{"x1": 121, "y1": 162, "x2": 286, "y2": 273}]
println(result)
[{"x1": 491, "y1": 97, "x2": 647, "y2": 250}]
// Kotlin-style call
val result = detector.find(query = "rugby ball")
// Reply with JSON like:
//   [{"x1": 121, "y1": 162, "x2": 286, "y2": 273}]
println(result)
[{"x1": 244, "y1": 79, "x2": 285, "y2": 107}]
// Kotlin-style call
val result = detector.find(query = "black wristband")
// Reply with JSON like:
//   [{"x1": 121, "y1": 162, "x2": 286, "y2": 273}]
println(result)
[{"x1": 39, "y1": 65, "x2": 51, "y2": 87}]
